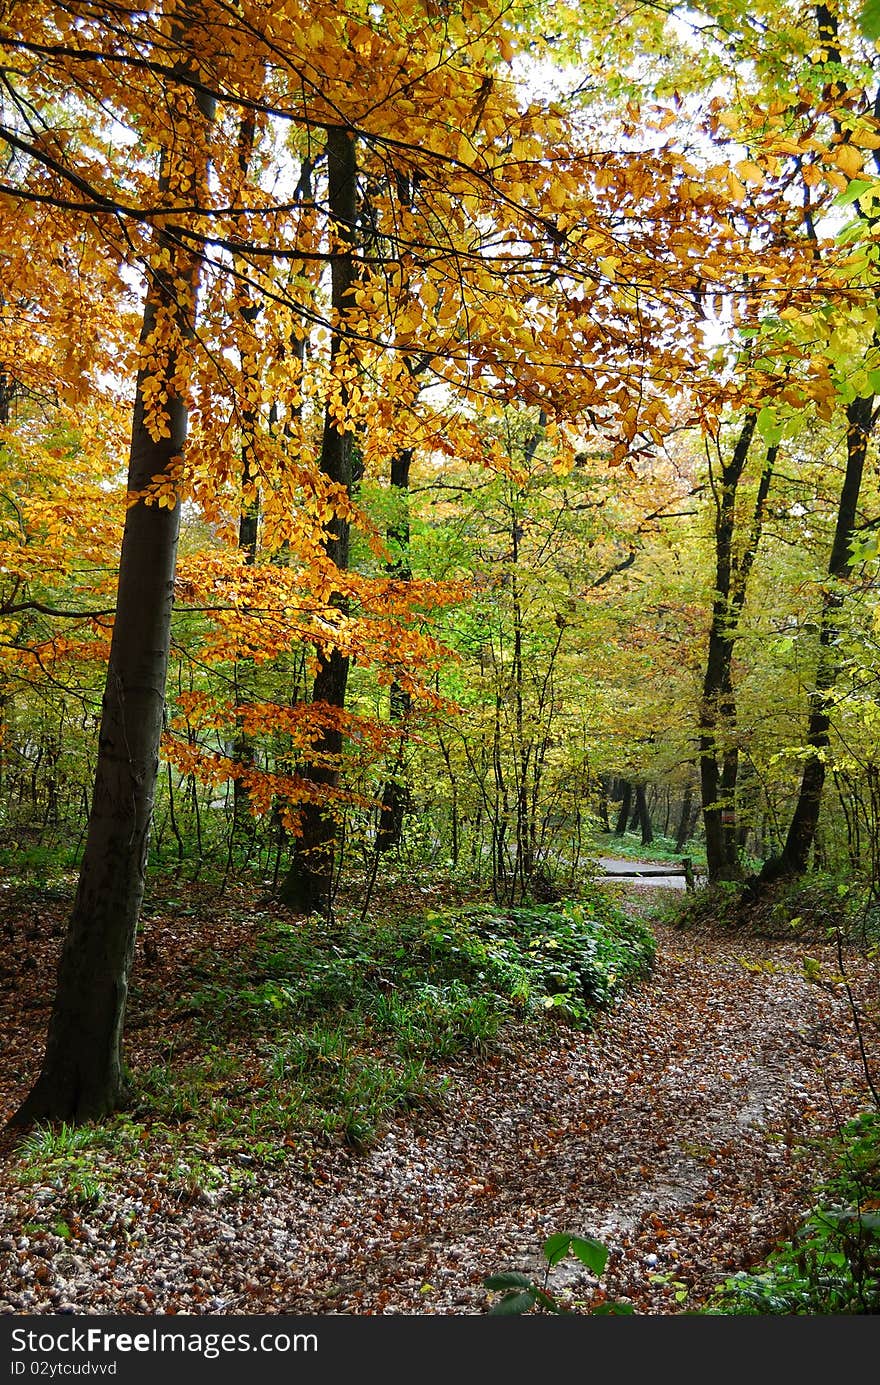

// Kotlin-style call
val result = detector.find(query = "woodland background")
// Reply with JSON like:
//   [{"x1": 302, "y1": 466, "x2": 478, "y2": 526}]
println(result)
[{"x1": 0, "y1": 0, "x2": 879, "y2": 1316}]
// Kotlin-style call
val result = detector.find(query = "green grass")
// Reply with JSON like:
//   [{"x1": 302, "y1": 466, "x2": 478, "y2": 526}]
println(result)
[
  {"x1": 15, "y1": 1119, "x2": 147, "y2": 1207},
  {"x1": 592, "y1": 831, "x2": 707, "y2": 868}
]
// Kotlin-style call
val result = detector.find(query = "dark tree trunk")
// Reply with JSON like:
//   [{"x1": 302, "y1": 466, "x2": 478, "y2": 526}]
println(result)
[
  {"x1": 674, "y1": 784, "x2": 694, "y2": 852},
  {"x1": 634, "y1": 783, "x2": 653, "y2": 847},
  {"x1": 231, "y1": 456, "x2": 260, "y2": 830},
  {"x1": 769, "y1": 394, "x2": 873, "y2": 879},
  {"x1": 12, "y1": 49, "x2": 212, "y2": 1122},
  {"x1": 377, "y1": 446, "x2": 414, "y2": 853},
  {"x1": 699, "y1": 414, "x2": 775, "y2": 882},
  {"x1": 279, "y1": 126, "x2": 356, "y2": 914},
  {"x1": 613, "y1": 781, "x2": 631, "y2": 836}
]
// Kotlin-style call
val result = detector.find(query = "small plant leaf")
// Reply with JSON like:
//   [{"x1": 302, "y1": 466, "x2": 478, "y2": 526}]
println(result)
[
  {"x1": 591, "y1": 1300, "x2": 635, "y2": 1315},
  {"x1": 568, "y1": 1235, "x2": 609, "y2": 1275},
  {"x1": 484, "y1": 1271, "x2": 533, "y2": 1291},
  {"x1": 488, "y1": 1290, "x2": 538, "y2": 1315},
  {"x1": 543, "y1": 1232, "x2": 575, "y2": 1266}
]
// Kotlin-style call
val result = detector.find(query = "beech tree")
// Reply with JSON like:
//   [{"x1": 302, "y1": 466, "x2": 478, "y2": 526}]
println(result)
[
  {"x1": 13, "y1": 1, "x2": 215, "y2": 1120},
  {"x1": 279, "y1": 126, "x2": 357, "y2": 913}
]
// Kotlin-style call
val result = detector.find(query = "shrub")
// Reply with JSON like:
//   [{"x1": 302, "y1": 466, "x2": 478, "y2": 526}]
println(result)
[{"x1": 705, "y1": 1110, "x2": 880, "y2": 1314}]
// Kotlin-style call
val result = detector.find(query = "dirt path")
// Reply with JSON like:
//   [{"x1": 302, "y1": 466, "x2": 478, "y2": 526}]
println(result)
[{"x1": 1, "y1": 895, "x2": 877, "y2": 1315}]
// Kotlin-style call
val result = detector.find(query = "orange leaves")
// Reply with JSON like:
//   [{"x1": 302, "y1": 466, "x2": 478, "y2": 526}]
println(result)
[
  {"x1": 160, "y1": 735, "x2": 375, "y2": 819},
  {"x1": 171, "y1": 546, "x2": 460, "y2": 694},
  {"x1": 830, "y1": 142, "x2": 864, "y2": 180}
]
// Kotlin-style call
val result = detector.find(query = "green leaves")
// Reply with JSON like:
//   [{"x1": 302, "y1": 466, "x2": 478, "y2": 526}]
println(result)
[
  {"x1": 485, "y1": 1272, "x2": 561, "y2": 1315},
  {"x1": 859, "y1": 0, "x2": 880, "y2": 41},
  {"x1": 487, "y1": 1290, "x2": 541, "y2": 1315},
  {"x1": 485, "y1": 1230, "x2": 616, "y2": 1314},
  {"x1": 848, "y1": 533, "x2": 879, "y2": 567},
  {"x1": 756, "y1": 406, "x2": 783, "y2": 446},
  {"x1": 543, "y1": 1232, "x2": 609, "y2": 1275},
  {"x1": 833, "y1": 178, "x2": 876, "y2": 209}
]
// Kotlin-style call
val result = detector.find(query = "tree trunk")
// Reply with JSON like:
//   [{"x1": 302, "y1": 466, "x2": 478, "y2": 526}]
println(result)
[
  {"x1": 634, "y1": 783, "x2": 653, "y2": 847},
  {"x1": 699, "y1": 414, "x2": 775, "y2": 882},
  {"x1": 279, "y1": 125, "x2": 356, "y2": 914},
  {"x1": 377, "y1": 446, "x2": 414, "y2": 853},
  {"x1": 613, "y1": 780, "x2": 631, "y2": 836},
  {"x1": 770, "y1": 394, "x2": 873, "y2": 878},
  {"x1": 674, "y1": 784, "x2": 694, "y2": 851},
  {"x1": 12, "y1": 42, "x2": 212, "y2": 1122}
]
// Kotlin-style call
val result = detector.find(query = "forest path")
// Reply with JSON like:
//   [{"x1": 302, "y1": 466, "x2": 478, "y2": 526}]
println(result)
[
  {"x1": 243, "y1": 899, "x2": 873, "y2": 1315},
  {"x1": 595, "y1": 856, "x2": 692, "y2": 888},
  {"x1": 1, "y1": 890, "x2": 877, "y2": 1315}
]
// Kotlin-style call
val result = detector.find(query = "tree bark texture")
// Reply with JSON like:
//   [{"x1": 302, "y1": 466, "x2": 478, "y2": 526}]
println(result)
[
  {"x1": 773, "y1": 394, "x2": 873, "y2": 877},
  {"x1": 279, "y1": 125, "x2": 356, "y2": 914},
  {"x1": 699, "y1": 415, "x2": 775, "y2": 882},
  {"x1": 12, "y1": 15, "x2": 212, "y2": 1123},
  {"x1": 613, "y1": 780, "x2": 632, "y2": 836},
  {"x1": 377, "y1": 446, "x2": 414, "y2": 853}
]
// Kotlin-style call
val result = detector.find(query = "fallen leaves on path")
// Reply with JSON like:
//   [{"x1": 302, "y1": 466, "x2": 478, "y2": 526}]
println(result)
[{"x1": 0, "y1": 882, "x2": 877, "y2": 1315}]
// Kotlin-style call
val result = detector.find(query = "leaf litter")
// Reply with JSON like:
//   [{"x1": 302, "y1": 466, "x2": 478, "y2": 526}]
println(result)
[{"x1": 0, "y1": 878, "x2": 877, "y2": 1315}]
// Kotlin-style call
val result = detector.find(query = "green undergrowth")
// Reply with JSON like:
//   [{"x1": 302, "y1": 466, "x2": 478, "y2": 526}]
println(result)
[
  {"x1": 704, "y1": 1110, "x2": 880, "y2": 1314},
  {"x1": 12, "y1": 889, "x2": 655, "y2": 1203},
  {"x1": 671, "y1": 871, "x2": 877, "y2": 943}
]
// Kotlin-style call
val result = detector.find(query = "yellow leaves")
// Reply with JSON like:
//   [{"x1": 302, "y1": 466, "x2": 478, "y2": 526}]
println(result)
[
  {"x1": 831, "y1": 143, "x2": 864, "y2": 180},
  {"x1": 773, "y1": 138, "x2": 810, "y2": 157},
  {"x1": 511, "y1": 137, "x2": 536, "y2": 163},
  {"x1": 715, "y1": 110, "x2": 740, "y2": 133},
  {"x1": 735, "y1": 159, "x2": 764, "y2": 186},
  {"x1": 622, "y1": 404, "x2": 640, "y2": 442},
  {"x1": 725, "y1": 171, "x2": 746, "y2": 204},
  {"x1": 851, "y1": 128, "x2": 880, "y2": 151},
  {"x1": 678, "y1": 178, "x2": 704, "y2": 202},
  {"x1": 457, "y1": 133, "x2": 474, "y2": 165}
]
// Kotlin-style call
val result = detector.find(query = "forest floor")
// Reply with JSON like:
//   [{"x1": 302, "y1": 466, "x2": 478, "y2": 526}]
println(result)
[{"x1": 0, "y1": 872, "x2": 877, "y2": 1315}]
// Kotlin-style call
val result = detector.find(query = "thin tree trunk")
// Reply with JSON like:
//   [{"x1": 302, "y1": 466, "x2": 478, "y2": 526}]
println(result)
[
  {"x1": 376, "y1": 446, "x2": 413, "y2": 853},
  {"x1": 674, "y1": 784, "x2": 694, "y2": 851},
  {"x1": 768, "y1": 394, "x2": 873, "y2": 878},
  {"x1": 634, "y1": 783, "x2": 653, "y2": 847}
]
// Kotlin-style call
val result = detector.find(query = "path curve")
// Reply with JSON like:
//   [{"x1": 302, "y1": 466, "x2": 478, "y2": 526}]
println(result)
[{"x1": 1, "y1": 899, "x2": 876, "y2": 1315}]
